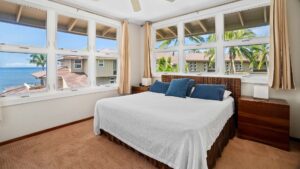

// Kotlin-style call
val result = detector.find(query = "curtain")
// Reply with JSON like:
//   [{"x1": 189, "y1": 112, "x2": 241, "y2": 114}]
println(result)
[
  {"x1": 143, "y1": 22, "x2": 152, "y2": 78},
  {"x1": 269, "y1": 0, "x2": 295, "y2": 89},
  {"x1": 118, "y1": 20, "x2": 131, "y2": 94}
]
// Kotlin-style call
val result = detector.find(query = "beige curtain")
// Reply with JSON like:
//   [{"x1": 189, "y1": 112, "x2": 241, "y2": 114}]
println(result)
[
  {"x1": 269, "y1": 0, "x2": 295, "y2": 89},
  {"x1": 118, "y1": 20, "x2": 131, "y2": 94},
  {"x1": 143, "y1": 22, "x2": 152, "y2": 78}
]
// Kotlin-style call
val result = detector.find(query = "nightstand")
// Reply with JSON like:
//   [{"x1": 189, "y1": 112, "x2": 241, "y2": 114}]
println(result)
[
  {"x1": 238, "y1": 96, "x2": 290, "y2": 150},
  {"x1": 131, "y1": 86, "x2": 149, "y2": 94}
]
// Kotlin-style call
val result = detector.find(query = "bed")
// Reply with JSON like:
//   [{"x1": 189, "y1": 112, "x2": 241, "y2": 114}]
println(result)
[{"x1": 94, "y1": 75, "x2": 241, "y2": 169}]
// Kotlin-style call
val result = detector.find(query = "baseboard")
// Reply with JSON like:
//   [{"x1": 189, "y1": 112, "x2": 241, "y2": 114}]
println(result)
[{"x1": 0, "y1": 116, "x2": 93, "y2": 146}]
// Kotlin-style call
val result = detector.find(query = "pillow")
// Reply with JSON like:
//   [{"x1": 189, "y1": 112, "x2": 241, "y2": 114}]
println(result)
[
  {"x1": 191, "y1": 84, "x2": 225, "y2": 101},
  {"x1": 165, "y1": 78, "x2": 190, "y2": 98},
  {"x1": 186, "y1": 79, "x2": 196, "y2": 96},
  {"x1": 223, "y1": 90, "x2": 232, "y2": 99},
  {"x1": 149, "y1": 80, "x2": 170, "y2": 94}
]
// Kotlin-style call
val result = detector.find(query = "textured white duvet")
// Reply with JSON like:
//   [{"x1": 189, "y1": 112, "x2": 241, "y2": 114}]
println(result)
[{"x1": 94, "y1": 92, "x2": 234, "y2": 169}]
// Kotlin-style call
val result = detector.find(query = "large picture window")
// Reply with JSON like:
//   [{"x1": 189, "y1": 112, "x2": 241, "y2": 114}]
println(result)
[
  {"x1": 151, "y1": 3, "x2": 270, "y2": 77},
  {"x1": 0, "y1": 1, "x2": 120, "y2": 99}
]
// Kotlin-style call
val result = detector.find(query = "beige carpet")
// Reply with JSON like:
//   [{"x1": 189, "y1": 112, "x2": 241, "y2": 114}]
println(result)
[{"x1": 0, "y1": 120, "x2": 299, "y2": 169}]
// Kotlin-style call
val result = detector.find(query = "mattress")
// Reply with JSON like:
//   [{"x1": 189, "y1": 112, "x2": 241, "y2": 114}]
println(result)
[{"x1": 94, "y1": 92, "x2": 234, "y2": 169}]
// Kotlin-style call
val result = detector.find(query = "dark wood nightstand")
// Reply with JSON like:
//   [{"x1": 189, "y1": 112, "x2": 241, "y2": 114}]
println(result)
[
  {"x1": 238, "y1": 96, "x2": 290, "y2": 150},
  {"x1": 131, "y1": 86, "x2": 149, "y2": 94}
]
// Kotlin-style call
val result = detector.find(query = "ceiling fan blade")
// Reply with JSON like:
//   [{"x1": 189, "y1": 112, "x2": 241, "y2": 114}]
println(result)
[
  {"x1": 165, "y1": 0, "x2": 175, "y2": 2},
  {"x1": 130, "y1": 0, "x2": 141, "y2": 12}
]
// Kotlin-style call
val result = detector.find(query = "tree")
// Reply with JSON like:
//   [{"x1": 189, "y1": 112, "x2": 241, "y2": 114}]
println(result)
[
  {"x1": 224, "y1": 29, "x2": 255, "y2": 73},
  {"x1": 29, "y1": 54, "x2": 47, "y2": 71},
  {"x1": 250, "y1": 44, "x2": 269, "y2": 71}
]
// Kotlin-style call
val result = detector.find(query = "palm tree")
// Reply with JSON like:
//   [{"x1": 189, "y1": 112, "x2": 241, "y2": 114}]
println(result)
[
  {"x1": 224, "y1": 29, "x2": 255, "y2": 73},
  {"x1": 29, "y1": 54, "x2": 47, "y2": 71},
  {"x1": 250, "y1": 44, "x2": 269, "y2": 71}
]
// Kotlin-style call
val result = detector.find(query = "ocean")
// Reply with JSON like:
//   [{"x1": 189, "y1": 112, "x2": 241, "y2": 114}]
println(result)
[{"x1": 0, "y1": 67, "x2": 43, "y2": 92}]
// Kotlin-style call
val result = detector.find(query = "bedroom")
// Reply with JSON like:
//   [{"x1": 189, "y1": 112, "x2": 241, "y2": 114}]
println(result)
[{"x1": 0, "y1": 0, "x2": 299, "y2": 168}]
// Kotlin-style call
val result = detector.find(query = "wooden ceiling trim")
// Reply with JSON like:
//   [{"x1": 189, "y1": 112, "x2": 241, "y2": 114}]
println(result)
[
  {"x1": 68, "y1": 19, "x2": 78, "y2": 31},
  {"x1": 237, "y1": 12, "x2": 245, "y2": 27},
  {"x1": 16, "y1": 5, "x2": 23, "y2": 23},
  {"x1": 165, "y1": 27, "x2": 177, "y2": 37},
  {"x1": 264, "y1": 7, "x2": 268, "y2": 23},
  {"x1": 198, "y1": 20, "x2": 207, "y2": 32}
]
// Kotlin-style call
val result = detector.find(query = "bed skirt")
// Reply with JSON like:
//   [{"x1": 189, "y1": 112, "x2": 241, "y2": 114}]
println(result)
[{"x1": 100, "y1": 116, "x2": 235, "y2": 169}]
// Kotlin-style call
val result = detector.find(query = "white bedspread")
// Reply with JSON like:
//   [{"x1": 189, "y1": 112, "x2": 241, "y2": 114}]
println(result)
[{"x1": 94, "y1": 92, "x2": 234, "y2": 169}]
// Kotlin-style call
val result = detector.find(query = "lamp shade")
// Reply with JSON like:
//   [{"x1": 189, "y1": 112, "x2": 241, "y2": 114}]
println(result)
[{"x1": 142, "y1": 78, "x2": 152, "y2": 86}]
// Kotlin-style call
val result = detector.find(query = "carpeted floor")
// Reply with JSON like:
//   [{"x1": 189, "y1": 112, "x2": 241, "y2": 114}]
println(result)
[{"x1": 0, "y1": 119, "x2": 299, "y2": 169}]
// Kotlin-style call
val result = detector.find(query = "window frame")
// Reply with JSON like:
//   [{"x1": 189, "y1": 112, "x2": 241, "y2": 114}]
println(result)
[
  {"x1": 0, "y1": 0, "x2": 121, "y2": 100},
  {"x1": 151, "y1": 0, "x2": 271, "y2": 82}
]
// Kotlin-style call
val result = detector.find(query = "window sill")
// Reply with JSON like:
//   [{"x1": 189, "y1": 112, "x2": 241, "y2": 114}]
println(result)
[
  {"x1": 0, "y1": 85, "x2": 118, "y2": 107},
  {"x1": 152, "y1": 73, "x2": 268, "y2": 85}
]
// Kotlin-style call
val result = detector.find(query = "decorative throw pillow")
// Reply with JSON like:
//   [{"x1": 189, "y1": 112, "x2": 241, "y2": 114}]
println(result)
[
  {"x1": 149, "y1": 80, "x2": 170, "y2": 94},
  {"x1": 186, "y1": 79, "x2": 196, "y2": 96},
  {"x1": 165, "y1": 78, "x2": 190, "y2": 98},
  {"x1": 223, "y1": 90, "x2": 232, "y2": 99},
  {"x1": 191, "y1": 84, "x2": 225, "y2": 101}
]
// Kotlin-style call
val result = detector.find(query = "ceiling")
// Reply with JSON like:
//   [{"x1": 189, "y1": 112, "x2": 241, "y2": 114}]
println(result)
[{"x1": 52, "y1": 0, "x2": 239, "y2": 25}]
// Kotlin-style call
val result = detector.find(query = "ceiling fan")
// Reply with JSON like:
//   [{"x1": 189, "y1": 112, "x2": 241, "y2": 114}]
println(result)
[{"x1": 130, "y1": 0, "x2": 176, "y2": 12}]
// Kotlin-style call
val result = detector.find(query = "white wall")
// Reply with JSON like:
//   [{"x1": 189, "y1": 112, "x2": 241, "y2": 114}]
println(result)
[{"x1": 0, "y1": 90, "x2": 118, "y2": 142}]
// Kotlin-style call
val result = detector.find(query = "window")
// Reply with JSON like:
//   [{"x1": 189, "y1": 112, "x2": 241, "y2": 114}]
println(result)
[
  {"x1": 95, "y1": 23, "x2": 119, "y2": 86},
  {"x1": 151, "y1": 3, "x2": 270, "y2": 77},
  {"x1": 224, "y1": 6, "x2": 270, "y2": 41},
  {"x1": 57, "y1": 15, "x2": 88, "y2": 51},
  {"x1": 184, "y1": 48, "x2": 216, "y2": 73},
  {"x1": 155, "y1": 25, "x2": 178, "y2": 49},
  {"x1": 0, "y1": 1, "x2": 47, "y2": 47},
  {"x1": 96, "y1": 23, "x2": 117, "y2": 52},
  {"x1": 56, "y1": 55, "x2": 89, "y2": 90},
  {"x1": 155, "y1": 51, "x2": 179, "y2": 73},
  {"x1": 96, "y1": 57, "x2": 118, "y2": 86},
  {"x1": 184, "y1": 17, "x2": 216, "y2": 45},
  {"x1": 224, "y1": 44, "x2": 269, "y2": 74},
  {"x1": 74, "y1": 59, "x2": 82, "y2": 69},
  {"x1": 98, "y1": 60, "x2": 104, "y2": 67},
  {"x1": 0, "y1": 52, "x2": 47, "y2": 97},
  {"x1": 224, "y1": 6, "x2": 270, "y2": 74}
]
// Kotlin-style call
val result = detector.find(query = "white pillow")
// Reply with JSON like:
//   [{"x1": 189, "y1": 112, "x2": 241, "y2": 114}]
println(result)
[{"x1": 223, "y1": 90, "x2": 232, "y2": 99}]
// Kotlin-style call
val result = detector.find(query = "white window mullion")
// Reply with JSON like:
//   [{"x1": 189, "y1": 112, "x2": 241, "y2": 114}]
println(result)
[
  {"x1": 177, "y1": 22, "x2": 184, "y2": 73},
  {"x1": 88, "y1": 20, "x2": 96, "y2": 87},
  {"x1": 215, "y1": 13, "x2": 225, "y2": 75},
  {"x1": 47, "y1": 9, "x2": 57, "y2": 92}
]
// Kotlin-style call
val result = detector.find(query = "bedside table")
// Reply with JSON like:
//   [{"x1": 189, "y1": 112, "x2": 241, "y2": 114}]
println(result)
[
  {"x1": 131, "y1": 86, "x2": 149, "y2": 94},
  {"x1": 238, "y1": 96, "x2": 290, "y2": 150}
]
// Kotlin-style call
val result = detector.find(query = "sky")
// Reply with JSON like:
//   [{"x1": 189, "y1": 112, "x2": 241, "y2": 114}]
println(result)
[{"x1": 0, "y1": 22, "x2": 117, "y2": 67}]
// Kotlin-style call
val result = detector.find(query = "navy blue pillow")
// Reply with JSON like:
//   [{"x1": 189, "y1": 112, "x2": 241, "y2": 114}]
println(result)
[
  {"x1": 165, "y1": 78, "x2": 190, "y2": 98},
  {"x1": 149, "y1": 80, "x2": 170, "y2": 94},
  {"x1": 191, "y1": 84, "x2": 225, "y2": 101},
  {"x1": 186, "y1": 79, "x2": 195, "y2": 96}
]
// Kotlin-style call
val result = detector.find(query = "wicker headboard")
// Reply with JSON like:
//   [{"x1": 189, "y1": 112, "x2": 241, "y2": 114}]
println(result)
[{"x1": 161, "y1": 75, "x2": 241, "y2": 114}]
